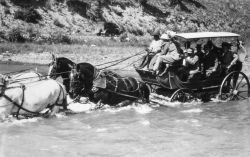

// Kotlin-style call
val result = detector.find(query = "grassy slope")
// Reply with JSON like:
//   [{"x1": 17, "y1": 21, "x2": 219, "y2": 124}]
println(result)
[{"x1": 1, "y1": 0, "x2": 250, "y2": 42}]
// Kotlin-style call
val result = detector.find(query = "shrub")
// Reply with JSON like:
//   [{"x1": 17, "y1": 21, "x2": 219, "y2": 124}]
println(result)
[
  {"x1": 7, "y1": 27, "x2": 26, "y2": 43},
  {"x1": 26, "y1": 26, "x2": 41, "y2": 42},
  {"x1": 0, "y1": 30, "x2": 6, "y2": 39},
  {"x1": 0, "y1": 0, "x2": 8, "y2": 6},
  {"x1": 14, "y1": 8, "x2": 42, "y2": 24},
  {"x1": 50, "y1": 31, "x2": 72, "y2": 44}
]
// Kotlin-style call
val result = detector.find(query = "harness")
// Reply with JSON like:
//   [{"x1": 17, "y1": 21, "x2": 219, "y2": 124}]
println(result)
[
  {"x1": 93, "y1": 70, "x2": 144, "y2": 100},
  {"x1": 0, "y1": 78, "x2": 65, "y2": 119}
]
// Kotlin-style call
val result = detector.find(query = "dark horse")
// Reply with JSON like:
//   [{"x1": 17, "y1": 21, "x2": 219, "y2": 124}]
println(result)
[
  {"x1": 69, "y1": 63, "x2": 150, "y2": 106},
  {"x1": 48, "y1": 54, "x2": 75, "y2": 92}
]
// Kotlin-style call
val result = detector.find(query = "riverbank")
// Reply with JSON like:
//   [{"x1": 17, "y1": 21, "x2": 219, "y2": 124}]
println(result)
[{"x1": 0, "y1": 42, "x2": 146, "y2": 70}]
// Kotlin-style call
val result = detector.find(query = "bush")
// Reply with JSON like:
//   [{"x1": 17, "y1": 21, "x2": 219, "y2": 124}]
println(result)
[
  {"x1": 14, "y1": 8, "x2": 42, "y2": 24},
  {"x1": 26, "y1": 26, "x2": 41, "y2": 42},
  {"x1": 0, "y1": 30, "x2": 6, "y2": 39},
  {"x1": 50, "y1": 31, "x2": 72, "y2": 44},
  {"x1": 0, "y1": 0, "x2": 8, "y2": 6},
  {"x1": 7, "y1": 27, "x2": 26, "y2": 43}
]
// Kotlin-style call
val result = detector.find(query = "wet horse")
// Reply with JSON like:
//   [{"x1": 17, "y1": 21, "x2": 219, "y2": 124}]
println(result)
[
  {"x1": 69, "y1": 63, "x2": 150, "y2": 106},
  {"x1": 0, "y1": 75, "x2": 67, "y2": 120},
  {"x1": 48, "y1": 54, "x2": 75, "y2": 92}
]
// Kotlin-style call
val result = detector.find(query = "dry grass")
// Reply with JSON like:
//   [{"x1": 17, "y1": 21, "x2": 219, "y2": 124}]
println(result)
[{"x1": 0, "y1": 42, "x2": 147, "y2": 70}]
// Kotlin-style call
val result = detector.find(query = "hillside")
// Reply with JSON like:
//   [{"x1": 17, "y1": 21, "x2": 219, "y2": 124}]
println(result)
[{"x1": 0, "y1": 0, "x2": 250, "y2": 43}]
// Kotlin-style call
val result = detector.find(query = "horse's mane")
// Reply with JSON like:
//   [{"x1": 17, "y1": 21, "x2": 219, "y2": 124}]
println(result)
[
  {"x1": 57, "y1": 57, "x2": 75, "y2": 66},
  {"x1": 76, "y1": 62, "x2": 97, "y2": 75}
]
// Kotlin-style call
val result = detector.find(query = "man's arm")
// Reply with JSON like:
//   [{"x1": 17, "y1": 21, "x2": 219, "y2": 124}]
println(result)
[
  {"x1": 212, "y1": 57, "x2": 218, "y2": 71},
  {"x1": 160, "y1": 42, "x2": 169, "y2": 55},
  {"x1": 227, "y1": 54, "x2": 238, "y2": 69}
]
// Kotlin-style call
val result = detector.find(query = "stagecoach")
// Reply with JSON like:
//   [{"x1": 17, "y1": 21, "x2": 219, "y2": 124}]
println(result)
[{"x1": 135, "y1": 32, "x2": 250, "y2": 102}]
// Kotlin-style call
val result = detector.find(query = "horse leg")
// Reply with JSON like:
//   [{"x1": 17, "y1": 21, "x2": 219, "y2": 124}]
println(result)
[
  {"x1": 117, "y1": 100, "x2": 133, "y2": 107},
  {"x1": 62, "y1": 96, "x2": 68, "y2": 110},
  {"x1": 94, "y1": 100, "x2": 105, "y2": 110},
  {"x1": 63, "y1": 80, "x2": 70, "y2": 93},
  {"x1": 48, "y1": 105, "x2": 60, "y2": 117},
  {"x1": 140, "y1": 83, "x2": 150, "y2": 103}
]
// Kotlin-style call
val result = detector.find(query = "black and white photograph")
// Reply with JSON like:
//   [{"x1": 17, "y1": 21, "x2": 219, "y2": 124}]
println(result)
[{"x1": 0, "y1": 0, "x2": 250, "y2": 156}]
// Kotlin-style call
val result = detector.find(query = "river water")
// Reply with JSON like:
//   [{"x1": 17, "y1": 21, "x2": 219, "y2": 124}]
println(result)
[{"x1": 0, "y1": 63, "x2": 250, "y2": 157}]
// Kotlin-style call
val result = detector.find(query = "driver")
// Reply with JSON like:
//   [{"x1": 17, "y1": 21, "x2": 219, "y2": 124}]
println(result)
[
  {"x1": 138, "y1": 29, "x2": 162, "y2": 69},
  {"x1": 152, "y1": 32, "x2": 182, "y2": 75}
]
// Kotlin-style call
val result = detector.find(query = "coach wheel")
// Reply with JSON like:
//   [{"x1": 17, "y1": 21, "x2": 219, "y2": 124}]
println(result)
[
  {"x1": 219, "y1": 71, "x2": 250, "y2": 101},
  {"x1": 170, "y1": 88, "x2": 195, "y2": 103}
]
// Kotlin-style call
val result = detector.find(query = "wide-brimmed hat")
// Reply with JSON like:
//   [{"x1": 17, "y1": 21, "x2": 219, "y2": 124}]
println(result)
[{"x1": 160, "y1": 34, "x2": 171, "y2": 40}]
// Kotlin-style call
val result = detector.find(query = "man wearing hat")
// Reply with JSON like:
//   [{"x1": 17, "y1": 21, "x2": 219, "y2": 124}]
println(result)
[
  {"x1": 218, "y1": 42, "x2": 234, "y2": 74},
  {"x1": 138, "y1": 29, "x2": 163, "y2": 69},
  {"x1": 152, "y1": 32, "x2": 181, "y2": 75}
]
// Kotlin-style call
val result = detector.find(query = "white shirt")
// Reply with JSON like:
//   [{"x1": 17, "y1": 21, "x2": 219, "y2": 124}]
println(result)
[{"x1": 148, "y1": 40, "x2": 163, "y2": 53}]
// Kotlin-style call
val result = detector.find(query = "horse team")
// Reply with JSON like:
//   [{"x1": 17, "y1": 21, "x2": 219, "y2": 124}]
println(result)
[{"x1": 0, "y1": 54, "x2": 150, "y2": 120}]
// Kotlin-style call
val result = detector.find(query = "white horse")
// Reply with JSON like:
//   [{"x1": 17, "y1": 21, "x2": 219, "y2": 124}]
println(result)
[{"x1": 0, "y1": 78, "x2": 67, "y2": 120}]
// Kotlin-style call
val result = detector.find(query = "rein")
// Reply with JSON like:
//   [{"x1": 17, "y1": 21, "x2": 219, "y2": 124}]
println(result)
[{"x1": 98, "y1": 51, "x2": 145, "y2": 70}]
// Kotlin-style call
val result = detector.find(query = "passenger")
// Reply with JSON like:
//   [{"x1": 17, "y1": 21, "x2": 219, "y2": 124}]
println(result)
[
  {"x1": 230, "y1": 41, "x2": 247, "y2": 86},
  {"x1": 138, "y1": 30, "x2": 162, "y2": 69},
  {"x1": 233, "y1": 40, "x2": 247, "y2": 72},
  {"x1": 183, "y1": 41, "x2": 191, "y2": 53},
  {"x1": 203, "y1": 43, "x2": 219, "y2": 77},
  {"x1": 183, "y1": 48, "x2": 200, "y2": 80},
  {"x1": 195, "y1": 44, "x2": 205, "y2": 72},
  {"x1": 219, "y1": 42, "x2": 236, "y2": 75},
  {"x1": 204, "y1": 40, "x2": 220, "y2": 55},
  {"x1": 152, "y1": 32, "x2": 182, "y2": 75}
]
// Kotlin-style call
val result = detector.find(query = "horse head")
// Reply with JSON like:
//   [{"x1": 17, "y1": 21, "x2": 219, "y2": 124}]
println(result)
[
  {"x1": 69, "y1": 65, "x2": 83, "y2": 99},
  {"x1": 69, "y1": 63, "x2": 97, "y2": 99},
  {"x1": 48, "y1": 54, "x2": 75, "y2": 79}
]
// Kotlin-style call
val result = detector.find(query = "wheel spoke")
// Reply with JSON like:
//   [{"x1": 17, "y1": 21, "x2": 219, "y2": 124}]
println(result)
[
  {"x1": 219, "y1": 72, "x2": 250, "y2": 101},
  {"x1": 236, "y1": 77, "x2": 244, "y2": 89},
  {"x1": 237, "y1": 94, "x2": 247, "y2": 100},
  {"x1": 238, "y1": 90, "x2": 249, "y2": 93},
  {"x1": 229, "y1": 83, "x2": 234, "y2": 90},
  {"x1": 240, "y1": 83, "x2": 248, "y2": 88},
  {"x1": 229, "y1": 94, "x2": 235, "y2": 100},
  {"x1": 235, "y1": 95, "x2": 240, "y2": 100}
]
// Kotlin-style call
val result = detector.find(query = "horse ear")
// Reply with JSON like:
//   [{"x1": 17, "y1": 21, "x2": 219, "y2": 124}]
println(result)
[
  {"x1": 51, "y1": 53, "x2": 56, "y2": 61},
  {"x1": 69, "y1": 63, "x2": 77, "y2": 70}
]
